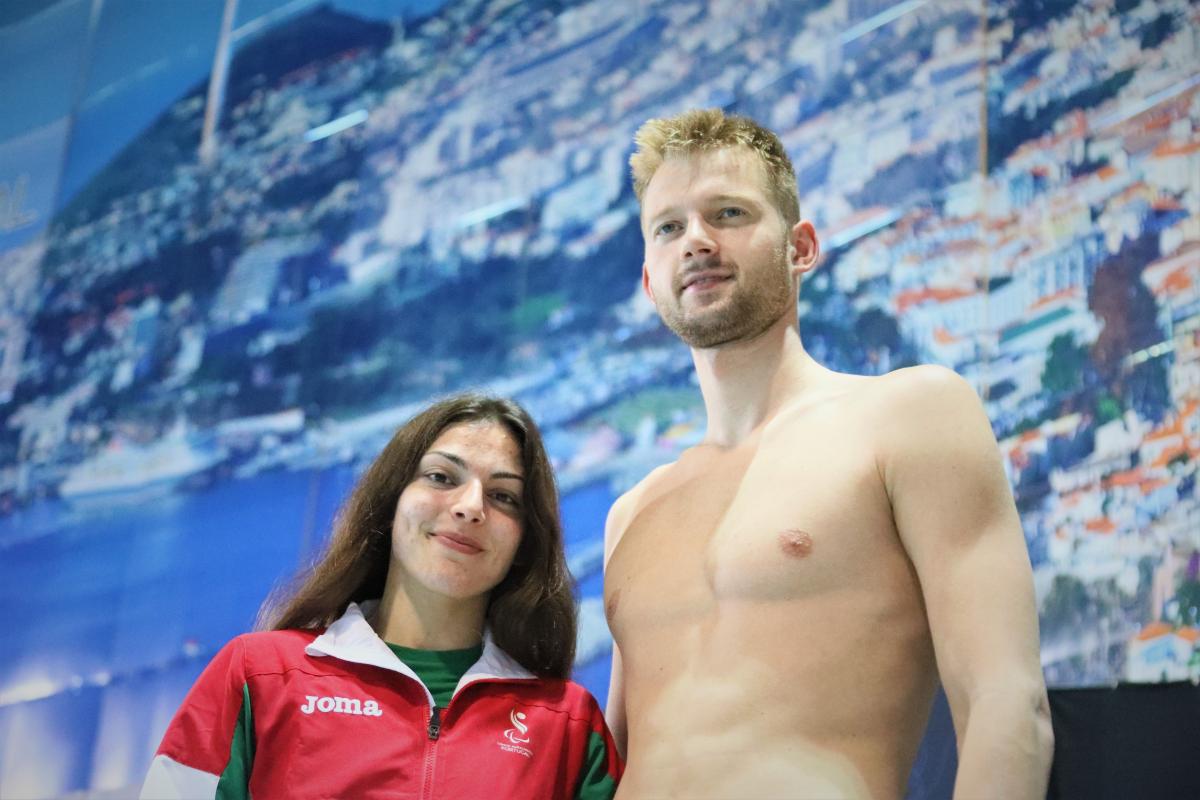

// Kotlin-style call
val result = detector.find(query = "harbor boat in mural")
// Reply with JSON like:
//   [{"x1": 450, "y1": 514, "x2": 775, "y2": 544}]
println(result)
[{"x1": 58, "y1": 423, "x2": 226, "y2": 504}]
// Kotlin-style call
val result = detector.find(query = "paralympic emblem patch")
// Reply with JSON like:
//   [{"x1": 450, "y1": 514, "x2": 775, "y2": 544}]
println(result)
[{"x1": 498, "y1": 707, "x2": 533, "y2": 758}]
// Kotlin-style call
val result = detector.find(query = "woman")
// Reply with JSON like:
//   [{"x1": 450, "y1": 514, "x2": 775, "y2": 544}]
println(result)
[{"x1": 142, "y1": 394, "x2": 621, "y2": 799}]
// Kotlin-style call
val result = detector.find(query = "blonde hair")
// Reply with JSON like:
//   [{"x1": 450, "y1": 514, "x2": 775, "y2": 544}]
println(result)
[{"x1": 630, "y1": 108, "x2": 800, "y2": 226}]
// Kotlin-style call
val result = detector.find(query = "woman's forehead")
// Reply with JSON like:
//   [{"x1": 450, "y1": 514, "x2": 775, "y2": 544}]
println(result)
[{"x1": 426, "y1": 421, "x2": 522, "y2": 469}]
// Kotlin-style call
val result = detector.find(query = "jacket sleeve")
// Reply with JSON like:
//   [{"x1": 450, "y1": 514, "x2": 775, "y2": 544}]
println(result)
[
  {"x1": 573, "y1": 695, "x2": 623, "y2": 800},
  {"x1": 140, "y1": 637, "x2": 256, "y2": 800}
]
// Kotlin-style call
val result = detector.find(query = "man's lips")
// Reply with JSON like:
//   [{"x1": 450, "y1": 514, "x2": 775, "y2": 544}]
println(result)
[
  {"x1": 430, "y1": 531, "x2": 483, "y2": 554},
  {"x1": 680, "y1": 270, "x2": 732, "y2": 293}
]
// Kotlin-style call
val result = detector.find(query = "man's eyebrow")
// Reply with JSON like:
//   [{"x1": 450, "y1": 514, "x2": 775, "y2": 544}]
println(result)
[
  {"x1": 646, "y1": 193, "x2": 760, "y2": 223},
  {"x1": 644, "y1": 204, "x2": 680, "y2": 227},
  {"x1": 708, "y1": 192, "x2": 760, "y2": 207},
  {"x1": 426, "y1": 450, "x2": 524, "y2": 481}
]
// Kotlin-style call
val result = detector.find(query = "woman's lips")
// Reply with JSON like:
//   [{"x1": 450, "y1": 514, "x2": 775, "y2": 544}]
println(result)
[{"x1": 431, "y1": 532, "x2": 483, "y2": 554}]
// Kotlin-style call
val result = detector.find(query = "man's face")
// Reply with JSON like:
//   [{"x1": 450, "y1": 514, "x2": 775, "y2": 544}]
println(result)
[{"x1": 640, "y1": 148, "x2": 802, "y2": 349}]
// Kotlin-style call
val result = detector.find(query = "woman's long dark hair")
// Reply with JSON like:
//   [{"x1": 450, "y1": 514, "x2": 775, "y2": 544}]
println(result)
[{"x1": 258, "y1": 393, "x2": 577, "y2": 678}]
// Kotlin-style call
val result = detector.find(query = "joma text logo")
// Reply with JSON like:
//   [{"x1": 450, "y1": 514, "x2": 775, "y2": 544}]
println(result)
[{"x1": 299, "y1": 695, "x2": 383, "y2": 716}]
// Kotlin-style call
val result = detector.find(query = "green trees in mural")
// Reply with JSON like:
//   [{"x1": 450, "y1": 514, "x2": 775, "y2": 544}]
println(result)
[
  {"x1": 1089, "y1": 235, "x2": 1171, "y2": 424},
  {"x1": 1041, "y1": 574, "x2": 1091, "y2": 638},
  {"x1": 1042, "y1": 333, "x2": 1089, "y2": 396}
]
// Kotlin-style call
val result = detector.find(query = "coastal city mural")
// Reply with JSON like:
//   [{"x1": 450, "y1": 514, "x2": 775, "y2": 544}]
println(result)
[{"x1": 0, "y1": 0, "x2": 1197, "y2": 795}]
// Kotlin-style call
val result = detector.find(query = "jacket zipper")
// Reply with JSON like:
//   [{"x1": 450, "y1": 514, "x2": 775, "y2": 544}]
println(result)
[
  {"x1": 427, "y1": 706, "x2": 441, "y2": 740},
  {"x1": 419, "y1": 681, "x2": 525, "y2": 798},
  {"x1": 420, "y1": 706, "x2": 441, "y2": 800}
]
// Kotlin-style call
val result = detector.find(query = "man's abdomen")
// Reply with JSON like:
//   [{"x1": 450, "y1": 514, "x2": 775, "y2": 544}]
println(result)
[{"x1": 616, "y1": 595, "x2": 937, "y2": 800}]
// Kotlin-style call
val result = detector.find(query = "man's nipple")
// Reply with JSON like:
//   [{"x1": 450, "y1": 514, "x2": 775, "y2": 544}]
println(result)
[
  {"x1": 778, "y1": 528, "x2": 814, "y2": 558},
  {"x1": 605, "y1": 587, "x2": 621, "y2": 621}
]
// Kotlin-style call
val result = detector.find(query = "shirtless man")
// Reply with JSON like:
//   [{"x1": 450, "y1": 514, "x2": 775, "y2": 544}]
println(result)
[{"x1": 602, "y1": 109, "x2": 1053, "y2": 799}]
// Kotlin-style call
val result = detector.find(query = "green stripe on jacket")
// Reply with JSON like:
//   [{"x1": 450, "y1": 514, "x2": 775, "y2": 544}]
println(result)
[
  {"x1": 575, "y1": 728, "x2": 618, "y2": 800},
  {"x1": 216, "y1": 683, "x2": 255, "y2": 800}
]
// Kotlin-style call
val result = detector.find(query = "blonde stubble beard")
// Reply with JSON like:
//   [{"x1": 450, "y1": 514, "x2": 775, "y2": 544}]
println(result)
[{"x1": 658, "y1": 244, "x2": 794, "y2": 350}]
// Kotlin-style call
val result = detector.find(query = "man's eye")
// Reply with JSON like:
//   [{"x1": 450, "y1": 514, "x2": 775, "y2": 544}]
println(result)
[
  {"x1": 655, "y1": 221, "x2": 680, "y2": 236},
  {"x1": 717, "y1": 207, "x2": 745, "y2": 219}
]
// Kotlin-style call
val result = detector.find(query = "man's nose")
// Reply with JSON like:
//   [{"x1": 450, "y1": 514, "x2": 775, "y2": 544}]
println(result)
[
  {"x1": 681, "y1": 218, "x2": 718, "y2": 260},
  {"x1": 451, "y1": 480, "x2": 485, "y2": 524}
]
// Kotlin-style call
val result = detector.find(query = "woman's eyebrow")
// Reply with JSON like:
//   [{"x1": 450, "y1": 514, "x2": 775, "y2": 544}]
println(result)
[{"x1": 426, "y1": 450, "x2": 524, "y2": 481}]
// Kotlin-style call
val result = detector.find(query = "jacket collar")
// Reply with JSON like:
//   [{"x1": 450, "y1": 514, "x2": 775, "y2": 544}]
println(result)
[{"x1": 305, "y1": 601, "x2": 536, "y2": 705}]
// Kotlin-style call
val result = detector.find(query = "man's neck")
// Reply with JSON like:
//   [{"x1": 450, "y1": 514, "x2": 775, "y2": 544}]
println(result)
[
  {"x1": 373, "y1": 572, "x2": 487, "y2": 650},
  {"x1": 692, "y1": 317, "x2": 821, "y2": 447}
]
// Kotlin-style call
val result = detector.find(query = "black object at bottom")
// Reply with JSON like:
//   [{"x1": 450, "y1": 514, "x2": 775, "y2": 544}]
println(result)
[{"x1": 1048, "y1": 681, "x2": 1200, "y2": 800}]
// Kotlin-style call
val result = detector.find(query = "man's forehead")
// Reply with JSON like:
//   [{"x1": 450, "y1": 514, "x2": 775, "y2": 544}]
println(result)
[{"x1": 643, "y1": 147, "x2": 770, "y2": 211}]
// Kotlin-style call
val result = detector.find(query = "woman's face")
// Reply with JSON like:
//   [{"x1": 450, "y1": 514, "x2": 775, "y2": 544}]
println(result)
[{"x1": 389, "y1": 420, "x2": 525, "y2": 604}]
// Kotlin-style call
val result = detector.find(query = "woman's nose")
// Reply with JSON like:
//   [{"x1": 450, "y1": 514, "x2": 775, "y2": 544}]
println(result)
[{"x1": 451, "y1": 480, "x2": 484, "y2": 523}]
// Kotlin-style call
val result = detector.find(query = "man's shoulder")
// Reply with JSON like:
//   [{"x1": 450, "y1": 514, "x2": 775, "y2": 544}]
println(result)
[
  {"x1": 877, "y1": 364, "x2": 983, "y2": 419},
  {"x1": 605, "y1": 459, "x2": 680, "y2": 551},
  {"x1": 867, "y1": 365, "x2": 1000, "y2": 481},
  {"x1": 877, "y1": 363, "x2": 970, "y2": 389},
  {"x1": 771, "y1": 365, "x2": 985, "y2": 462},
  {"x1": 765, "y1": 364, "x2": 972, "y2": 434},
  {"x1": 624, "y1": 458, "x2": 681, "y2": 497},
  {"x1": 857, "y1": 363, "x2": 966, "y2": 395},
  {"x1": 856, "y1": 364, "x2": 981, "y2": 422}
]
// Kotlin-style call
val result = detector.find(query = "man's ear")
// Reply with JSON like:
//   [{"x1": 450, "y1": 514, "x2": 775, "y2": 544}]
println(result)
[
  {"x1": 788, "y1": 220, "x2": 820, "y2": 279},
  {"x1": 641, "y1": 262, "x2": 655, "y2": 303}
]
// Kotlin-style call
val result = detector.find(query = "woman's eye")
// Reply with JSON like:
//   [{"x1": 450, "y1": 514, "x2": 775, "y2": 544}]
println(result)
[
  {"x1": 425, "y1": 471, "x2": 452, "y2": 485},
  {"x1": 492, "y1": 491, "x2": 520, "y2": 507}
]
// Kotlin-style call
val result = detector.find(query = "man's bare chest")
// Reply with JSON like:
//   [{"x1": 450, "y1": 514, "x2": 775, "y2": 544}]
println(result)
[{"x1": 605, "y1": 429, "x2": 902, "y2": 625}]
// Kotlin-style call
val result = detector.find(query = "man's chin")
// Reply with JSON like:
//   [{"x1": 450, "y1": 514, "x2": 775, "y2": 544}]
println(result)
[
  {"x1": 669, "y1": 308, "x2": 788, "y2": 350},
  {"x1": 673, "y1": 323, "x2": 745, "y2": 350}
]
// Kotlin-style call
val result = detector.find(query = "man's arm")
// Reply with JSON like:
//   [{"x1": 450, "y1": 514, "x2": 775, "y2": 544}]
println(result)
[
  {"x1": 881, "y1": 366, "x2": 1053, "y2": 800},
  {"x1": 605, "y1": 643, "x2": 628, "y2": 760},
  {"x1": 602, "y1": 490, "x2": 637, "y2": 760}
]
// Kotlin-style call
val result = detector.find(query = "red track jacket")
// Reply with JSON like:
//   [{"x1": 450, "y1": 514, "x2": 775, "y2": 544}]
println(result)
[{"x1": 141, "y1": 602, "x2": 621, "y2": 799}]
